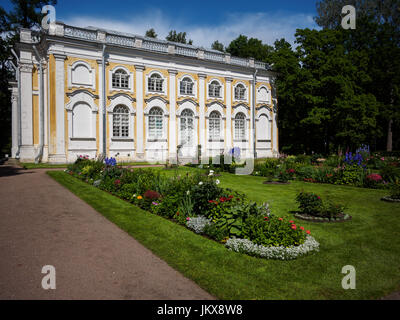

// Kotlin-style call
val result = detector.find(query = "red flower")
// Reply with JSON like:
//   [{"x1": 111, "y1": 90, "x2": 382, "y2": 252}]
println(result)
[
  {"x1": 291, "y1": 224, "x2": 297, "y2": 230},
  {"x1": 317, "y1": 196, "x2": 321, "y2": 200},
  {"x1": 278, "y1": 218, "x2": 283, "y2": 221},
  {"x1": 264, "y1": 216, "x2": 269, "y2": 220},
  {"x1": 306, "y1": 230, "x2": 311, "y2": 234},
  {"x1": 300, "y1": 226, "x2": 304, "y2": 231},
  {"x1": 208, "y1": 200, "x2": 214, "y2": 203},
  {"x1": 289, "y1": 220, "x2": 294, "y2": 223}
]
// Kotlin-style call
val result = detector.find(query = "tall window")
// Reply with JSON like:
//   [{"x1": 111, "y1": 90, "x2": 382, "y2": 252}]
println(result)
[
  {"x1": 208, "y1": 80, "x2": 221, "y2": 98},
  {"x1": 113, "y1": 105, "x2": 129, "y2": 137},
  {"x1": 234, "y1": 112, "x2": 246, "y2": 140},
  {"x1": 235, "y1": 84, "x2": 246, "y2": 100},
  {"x1": 209, "y1": 111, "x2": 221, "y2": 140},
  {"x1": 148, "y1": 73, "x2": 163, "y2": 92},
  {"x1": 180, "y1": 77, "x2": 194, "y2": 95},
  {"x1": 112, "y1": 69, "x2": 129, "y2": 89},
  {"x1": 148, "y1": 107, "x2": 163, "y2": 138},
  {"x1": 180, "y1": 109, "x2": 194, "y2": 146}
]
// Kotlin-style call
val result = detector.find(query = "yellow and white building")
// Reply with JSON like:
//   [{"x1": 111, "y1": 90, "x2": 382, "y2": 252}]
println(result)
[{"x1": 10, "y1": 23, "x2": 279, "y2": 163}]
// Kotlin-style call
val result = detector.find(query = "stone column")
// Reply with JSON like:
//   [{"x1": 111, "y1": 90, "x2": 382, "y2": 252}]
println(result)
[
  {"x1": 19, "y1": 62, "x2": 34, "y2": 161},
  {"x1": 198, "y1": 73, "x2": 206, "y2": 162},
  {"x1": 225, "y1": 77, "x2": 233, "y2": 151},
  {"x1": 249, "y1": 79, "x2": 255, "y2": 159},
  {"x1": 168, "y1": 69, "x2": 177, "y2": 162},
  {"x1": 9, "y1": 83, "x2": 18, "y2": 158},
  {"x1": 42, "y1": 61, "x2": 49, "y2": 162},
  {"x1": 135, "y1": 64, "x2": 145, "y2": 160}
]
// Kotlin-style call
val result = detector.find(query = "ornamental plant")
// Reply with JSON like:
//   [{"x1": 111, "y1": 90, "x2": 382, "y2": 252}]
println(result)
[
  {"x1": 296, "y1": 191, "x2": 322, "y2": 215},
  {"x1": 364, "y1": 173, "x2": 383, "y2": 189}
]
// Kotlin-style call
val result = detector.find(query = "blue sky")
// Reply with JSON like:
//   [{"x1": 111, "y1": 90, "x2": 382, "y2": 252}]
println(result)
[{"x1": 3, "y1": 0, "x2": 320, "y2": 48}]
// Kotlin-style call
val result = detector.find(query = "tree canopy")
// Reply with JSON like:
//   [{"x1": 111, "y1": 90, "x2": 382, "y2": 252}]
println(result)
[{"x1": 166, "y1": 30, "x2": 193, "y2": 45}]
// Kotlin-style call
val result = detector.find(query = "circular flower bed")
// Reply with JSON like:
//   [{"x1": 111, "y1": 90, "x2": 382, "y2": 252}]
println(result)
[
  {"x1": 294, "y1": 212, "x2": 352, "y2": 223},
  {"x1": 225, "y1": 236, "x2": 320, "y2": 260},
  {"x1": 381, "y1": 196, "x2": 400, "y2": 203}
]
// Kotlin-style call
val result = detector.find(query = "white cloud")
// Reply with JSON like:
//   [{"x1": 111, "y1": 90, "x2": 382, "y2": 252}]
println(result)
[{"x1": 62, "y1": 9, "x2": 318, "y2": 49}]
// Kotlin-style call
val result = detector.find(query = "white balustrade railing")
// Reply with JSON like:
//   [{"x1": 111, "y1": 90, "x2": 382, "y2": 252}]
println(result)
[{"x1": 64, "y1": 26, "x2": 97, "y2": 41}]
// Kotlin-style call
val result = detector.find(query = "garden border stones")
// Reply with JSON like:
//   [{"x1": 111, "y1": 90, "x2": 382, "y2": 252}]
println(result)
[
  {"x1": 381, "y1": 196, "x2": 400, "y2": 203},
  {"x1": 294, "y1": 212, "x2": 352, "y2": 223}
]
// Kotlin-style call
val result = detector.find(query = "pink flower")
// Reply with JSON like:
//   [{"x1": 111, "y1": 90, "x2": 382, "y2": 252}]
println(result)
[
  {"x1": 291, "y1": 224, "x2": 297, "y2": 230},
  {"x1": 186, "y1": 217, "x2": 190, "y2": 221},
  {"x1": 289, "y1": 220, "x2": 294, "y2": 223}
]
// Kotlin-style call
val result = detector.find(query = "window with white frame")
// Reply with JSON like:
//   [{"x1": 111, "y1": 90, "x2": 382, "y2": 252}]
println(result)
[
  {"x1": 112, "y1": 105, "x2": 129, "y2": 137},
  {"x1": 208, "y1": 80, "x2": 221, "y2": 98},
  {"x1": 180, "y1": 77, "x2": 194, "y2": 95},
  {"x1": 148, "y1": 73, "x2": 164, "y2": 92},
  {"x1": 148, "y1": 107, "x2": 164, "y2": 139},
  {"x1": 209, "y1": 111, "x2": 221, "y2": 140},
  {"x1": 112, "y1": 69, "x2": 129, "y2": 89},
  {"x1": 234, "y1": 84, "x2": 246, "y2": 100},
  {"x1": 234, "y1": 112, "x2": 246, "y2": 140},
  {"x1": 180, "y1": 109, "x2": 194, "y2": 146}
]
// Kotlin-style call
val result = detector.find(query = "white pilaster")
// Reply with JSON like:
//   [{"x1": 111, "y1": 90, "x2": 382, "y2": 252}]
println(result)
[
  {"x1": 53, "y1": 54, "x2": 67, "y2": 162},
  {"x1": 135, "y1": 64, "x2": 145, "y2": 159},
  {"x1": 225, "y1": 77, "x2": 233, "y2": 150},
  {"x1": 42, "y1": 61, "x2": 49, "y2": 162},
  {"x1": 198, "y1": 73, "x2": 206, "y2": 162},
  {"x1": 168, "y1": 69, "x2": 177, "y2": 161},
  {"x1": 19, "y1": 62, "x2": 34, "y2": 161},
  {"x1": 97, "y1": 59, "x2": 104, "y2": 156},
  {"x1": 249, "y1": 80, "x2": 255, "y2": 160}
]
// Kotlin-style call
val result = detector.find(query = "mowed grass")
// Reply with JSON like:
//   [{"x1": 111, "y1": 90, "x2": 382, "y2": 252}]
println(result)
[{"x1": 48, "y1": 168, "x2": 400, "y2": 300}]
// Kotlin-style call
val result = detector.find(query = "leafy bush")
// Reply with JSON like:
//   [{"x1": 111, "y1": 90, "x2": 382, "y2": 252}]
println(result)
[
  {"x1": 389, "y1": 180, "x2": 400, "y2": 199},
  {"x1": 364, "y1": 173, "x2": 383, "y2": 189},
  {"x1": 242, "y1": 215, "x2": 306, "y2": 247},
  {"x1": 296, "y1": 191, "x2": 322, "y2": 216},
  {"x1": 379, "y1": 164, "x2": 400, "y2": 183}
]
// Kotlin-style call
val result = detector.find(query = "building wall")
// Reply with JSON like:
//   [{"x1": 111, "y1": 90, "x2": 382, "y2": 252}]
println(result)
[{"x1": 12, "y1": 27, "x2": 278, "y2": 163}]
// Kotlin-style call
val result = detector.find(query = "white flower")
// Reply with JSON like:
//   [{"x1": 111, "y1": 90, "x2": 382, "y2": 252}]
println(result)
[
  {"x1": 186, "y1": 190, "x2": 190, "y2": 195},
  {"x1": 208, "y1": 172, "x2": 213, "y2": 176},
  {"x1": 215, "y1": 179, "x2": 220, "y2": 185},
  {"x1": 198, "y1": 181, "x2": 203, "y2": 185},
  {"x1": 210, "y1": 170, "x2": 214, "y2": 173}
]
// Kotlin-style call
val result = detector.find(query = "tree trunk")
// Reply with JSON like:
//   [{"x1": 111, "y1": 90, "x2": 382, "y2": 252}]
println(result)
[{"x1": 387, "y1": 118, "x2": 393, "y2": 152}]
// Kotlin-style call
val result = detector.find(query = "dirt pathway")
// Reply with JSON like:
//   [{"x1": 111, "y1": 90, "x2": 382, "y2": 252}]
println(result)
[{"x1": 0, "y1": 165, "x2": 214, "y2": 300}]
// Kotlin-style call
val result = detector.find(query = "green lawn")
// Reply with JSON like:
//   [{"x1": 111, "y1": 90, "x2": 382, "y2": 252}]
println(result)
[
  {"x1": 48, "y1": 168, "x2": 400, "y2": 299},
  {"x1": 20, "y1": 162, "x2": 68, "y2": 169}
]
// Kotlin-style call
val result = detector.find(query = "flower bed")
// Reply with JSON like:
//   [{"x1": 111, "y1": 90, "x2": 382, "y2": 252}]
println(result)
[
  {"x1": 66, "y1": 156, "x2": 320, "y2": 260},
  {"x1": 294, "y1": 191, "x2": 351, "y2": 223}
]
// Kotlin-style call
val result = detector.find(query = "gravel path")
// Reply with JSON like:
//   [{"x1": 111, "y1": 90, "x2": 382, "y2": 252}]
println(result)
[{"x1": 0, "y1": 165, "x2": 214, "y2": 300}]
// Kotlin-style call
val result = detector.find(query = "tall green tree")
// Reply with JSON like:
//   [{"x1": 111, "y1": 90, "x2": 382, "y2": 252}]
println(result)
[
  {"x1": 211, "y1": 40, "x2": 224, "y2": 52},
  {"x1": 166, "y1": 30, "x2": 193, "y2": 45},
  {"x1": 315, "y1": 0, "x2": 400, "y2": 151},
  {"x1": 145, "y1": 28, "x2": 157, "y2": 38},
  {"x1": 226, "y1": 35, "x2": 273, "y2": 62}
]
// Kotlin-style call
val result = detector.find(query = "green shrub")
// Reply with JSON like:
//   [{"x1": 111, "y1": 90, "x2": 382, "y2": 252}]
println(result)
[
  {"x1": 296, "y1": 191, "x2": 323, "y2": 216},
  {"x1": 389, "y1": 180, "x2": 400, "y2": 199},
  {"x1": 242, "y1": 215, "x2": 306, "y2": 247},
  {"x1": 379, "y1": 164, "x2": 400, "y2": 183}
]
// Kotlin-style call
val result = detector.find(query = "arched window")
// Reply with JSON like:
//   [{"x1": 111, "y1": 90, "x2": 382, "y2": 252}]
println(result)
[
  {"x1": 113, "y1": 105, "x2": 129, "y2": 137},
  {"x1": 148, "y1": 73, "x2": 163, "y2": 92},
  {"x1": 149, "y1": 107, "x2": 163, "y2": 138},
  {"x1": 257, "y1": 86, "x2": 269, "y2": 102},
  {"x1": 209, "y1": 80, "x2": 221, "y2": 98},
  {"x1": 234, "y1": 112, "x2": 246, "y2": 140},
  {"x1": 180, "y1": 109, "x2": 194, "y2": 146},
  {"x1": 72, "y1": 103, "x2": 91, "y2": 137},
  {"x1": 180, "y1": 77, "x2": 194, "y2": 95},
  {"x1": 112, "y1": 69, "x2": 129, "y2": 89},
  {"x1": 209, "y1": 111, "x2": 221, "y2": 140},
  {"x1": 234, "y1": 84, "x2": 246, "y2": 100}
]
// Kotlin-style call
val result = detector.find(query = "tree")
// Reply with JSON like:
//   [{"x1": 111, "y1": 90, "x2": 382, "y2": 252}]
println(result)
[
  {"x1": 315, "y1": 0, "x2": 400, "y2": 151},
  {"x1": 145, "y1": 28, "x2": 157, "y2": 38},
  {"x1": 226, "y1": 34, "x2": 273, "y2": 62},
  {"x1": 166, "y1": 30, "x2": 193, "y2": 45},
  {"x1": 211, "y1": 40, "x2": 224, "y2": 52},
  {"x1": 0, "y1": 0, "x2": 57, "y2": 156}
]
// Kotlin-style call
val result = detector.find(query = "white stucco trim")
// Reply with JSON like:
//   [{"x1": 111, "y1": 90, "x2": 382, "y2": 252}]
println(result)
[
  {"x1": 67, "y1": 60, "x2": 96, "y2": 90},
  {"x1": 233, "y1": 81, "x2": 249, "y2": 103},
  {"x1": 145, "y1": 70, "x2": 167, "y2": 97},
  {"x1": 108, "y1": 65, "x2": 134, "y2": 94},
  {"x1": 205, "y1": 102, "x2": 225, "y2": 119},
  {"x1": 65, "y1": 91, "x2": 98, "y2": 141},
  {"x1": 144, "y1": 97, "x2": 169, "y2": 142},
  {"x1": 206, "y1": 78, "x2": 224, "y2": 101},
  {"x1": 256, "y1": 84, "x2": 271, "y2": 104},
  {"x1": 177, "y1": 73, "x2": 197, "y2": 99},
  {"x1": 176, "y1": 100, "x2": 199, "y2": 118}
]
